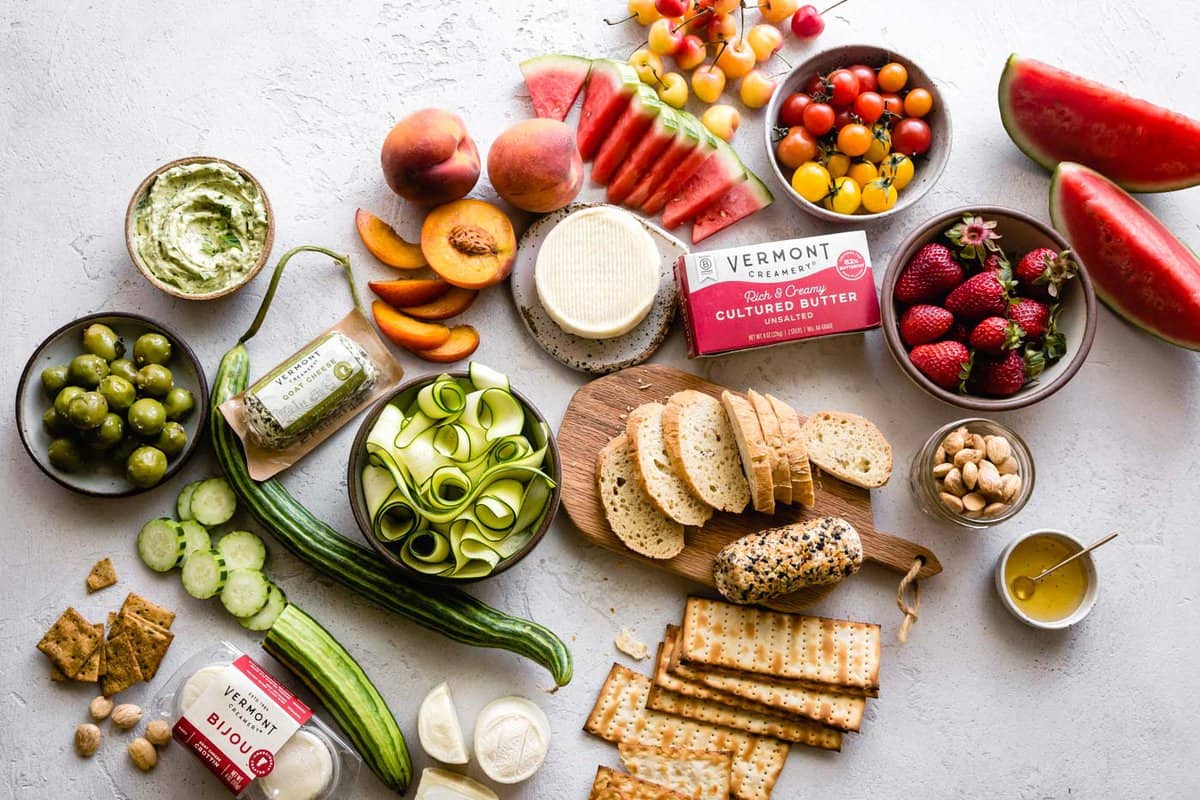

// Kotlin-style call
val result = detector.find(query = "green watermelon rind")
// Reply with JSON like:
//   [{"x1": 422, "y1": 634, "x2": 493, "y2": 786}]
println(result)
[
  {"x1": 1049, "y1": 161, "x2": 1200, "y2": 351},
  {"x1": 519, "y1": 54, "x2": 592, "y2": 121}
]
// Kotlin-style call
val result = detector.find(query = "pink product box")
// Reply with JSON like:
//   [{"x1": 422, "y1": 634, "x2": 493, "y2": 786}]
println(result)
[{"x1": 675, "y1": 231, "x2": 881, "y2": 357}]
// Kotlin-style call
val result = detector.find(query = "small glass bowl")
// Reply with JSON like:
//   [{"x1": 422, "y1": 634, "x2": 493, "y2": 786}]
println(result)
[{"x1": 910, "y1": 417, "x2": 1034, "y2": 529}]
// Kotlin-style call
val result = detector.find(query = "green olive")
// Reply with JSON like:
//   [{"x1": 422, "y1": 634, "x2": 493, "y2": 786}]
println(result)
[
  {"x1": 98, "y1": 375, "x2": 137, "y2": 411},
  {"x1": 126, "y1": 446, "x2": 168, "y2": 488},
  {"x1": 53, "y1": 386, "x2": 86, "y2": 418},
  {"x1": 42, "y1": 407, "x2": 72, "y2": 437},
  {"x1": 66, "y1": 391, "x2": 108, "y2": 430},
  {"x1": 162, "y1": 386, "x2": 195, "y2": 420},
  {"x1": 110, "y1": 433, "x2": 140, "y2": 464},
  {"x1": 81, "y1": 323, "x2": 125, "y2": 361},
  {"x1": 47, "y1": 437, "x2": 84, "y2": 472},
  {"x1": 108, "y1": 358, "x2": 139, "y2": 383},
  {"x1": 41, "y1": 366, "x2": 69, "y2": 397},
  {"x1": 136, "y1": 364, "x2": 174, "y2": 397},
  {"x1": 133, "y1": 333, "x2": 172, "y2": 366},
  {"x1": 82, "y1": 413, "x2": 125, "y2": 450},
  {"x1": 155, "y1": 421, "x2": 188, "y2": 457},
  {"x1": 67, "y1": 354, "x2": 109, "y2": 388},
  {"x1": 126, "y1": 397, "x2": 166, "y2": 436}
]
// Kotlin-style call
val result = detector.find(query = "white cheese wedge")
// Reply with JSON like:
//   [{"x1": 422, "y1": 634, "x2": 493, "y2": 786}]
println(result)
[
  {"x1": 473, "y1": 695, "x2": 551, "y2": 784},
  {"x1": 414, "y1": 768, "x2": 499, "y2": 800},
  {"x1": 258, "y1": 729, "x2": 334, "y2": 800},
  {"x1": 534, "y1": 206, "x2": 660, "y2": 339},
  {"x1": 418, "y1": 681, "x2": 469, "y2": 765}
]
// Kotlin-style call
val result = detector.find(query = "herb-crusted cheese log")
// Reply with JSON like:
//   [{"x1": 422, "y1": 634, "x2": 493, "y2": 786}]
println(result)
[{"x1": 713, "y1": 517, "x2": 863, "y2": 605}]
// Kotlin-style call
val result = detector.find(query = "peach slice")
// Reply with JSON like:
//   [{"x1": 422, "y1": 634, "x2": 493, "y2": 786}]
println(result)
[
  {"x1": 411, "y1": 325, "x2": 480, "y2": 363},
  {"x1": 372, "y1": 300, "x2": 450, "y2": 351},
  {"x1": 420, "y1": 199, "x2": 516, "y2": 289},
  {"x1": 369, "y1": 278, "x2": 450, "y2": 308},
  {"x1": 355, "y1": 209, "x2": 427, "y2": 269},
  {"x1": 400, "y1": 286, "x2": 478, "y2": 321}
]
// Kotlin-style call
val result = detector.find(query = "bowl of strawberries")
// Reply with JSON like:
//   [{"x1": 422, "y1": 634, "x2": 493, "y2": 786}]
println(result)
[{"x1": 882, "y1": 207, "x2": 1097, "y2": 410}]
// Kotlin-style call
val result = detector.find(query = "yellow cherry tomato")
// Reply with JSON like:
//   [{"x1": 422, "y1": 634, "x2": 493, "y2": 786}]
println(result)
[
  {"x1": 904, "y1": 87, "x2": 934, "y2": 117},
  {"x1": 823, "y1": 177, "x2": 862, "y2": 215},
  {"x1": 863, "y1": 124, "x2": 892, "y2": 163},
  {"x1": 847, "y1": 161, "x2": 878, "y2": 187},
  {"x1": 880, "y1": 153, "x2": 915, "y2": 190},
  {"x1": 791, "y1": 161, "x2": 831, "y2": 203},
  {"x1": 861, "y1": 178, "x2": 898, "y2": 213},
  {"x1": 877, "y1": 62, "x2": 908, "y2": 93},
  {"x1": 824, "y1": 151, "x2": 851, "y2": 178},
  {"x1": 836, "y1": 123, "x2": 872, "y2": 158}
]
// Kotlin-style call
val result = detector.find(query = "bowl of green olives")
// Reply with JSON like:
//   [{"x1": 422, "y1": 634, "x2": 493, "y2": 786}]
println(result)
[{"x1": 16, "y1": 311, "x2": 209, "y2": 496}]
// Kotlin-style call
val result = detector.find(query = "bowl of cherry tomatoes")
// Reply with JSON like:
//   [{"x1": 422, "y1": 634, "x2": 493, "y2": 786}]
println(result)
[{"x1": 763, "y1": 44, "x2": 951, "y2": 222}]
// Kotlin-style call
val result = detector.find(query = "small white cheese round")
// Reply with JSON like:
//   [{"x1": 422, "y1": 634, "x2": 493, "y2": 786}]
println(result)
[
  {"x1": 472, "y1": 696, "x2": 550, "y2": 784},
  {"x1": 534, "y1": 206, "x2": 660, "y2": 340},
  {"x1": 417, "y1": 682, "x2": 469, "y2": 764},
  {"x1": 258, "y1": 729, "x2": 334, "y2": 800},
  {"x1": 180, "y1": 664, "x2": 229, "y2": 712}
]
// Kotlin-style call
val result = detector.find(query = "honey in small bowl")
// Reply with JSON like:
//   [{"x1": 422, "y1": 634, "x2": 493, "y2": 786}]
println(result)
[{"x1": 1003, "y1": 533, "x2": 1089, "y2": 622}]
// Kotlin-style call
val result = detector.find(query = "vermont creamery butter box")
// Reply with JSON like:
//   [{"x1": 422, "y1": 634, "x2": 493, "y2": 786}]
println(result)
[{"x1": 675, "y1": 231, "x2": 880, "y2": 357}]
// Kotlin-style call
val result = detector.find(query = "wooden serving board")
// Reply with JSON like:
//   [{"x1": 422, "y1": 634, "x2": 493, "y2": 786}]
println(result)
[{"x1": 558, "y1": 364, "x2": 942, "y2": 612}]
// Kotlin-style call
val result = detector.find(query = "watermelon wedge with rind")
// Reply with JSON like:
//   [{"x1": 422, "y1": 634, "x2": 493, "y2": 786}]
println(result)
[
  {"x1": 662, "y1": 140, "x2": 745, "y2": 230},
  {"x1": 641, "y1": 126, "x2": 720, "y2": 216},
  {"x1": 607, "y1": 106, "x2": 681, "y2": 205},
  {"x1": 999, "y1": 54, "x2": 1200, "y2": 192},
  {"x1": 626, "y1": 113, "x2": 703, "y2": 210},
  {"x1": 578, "y1": 60, "x2": 641, "y2": 161},
  {"x1": 592, "y1": 84, "x2": 663, "y2": 185},
  {"x1": 1049, "y1": 161, "x2": 1200, "y2": 350},
  {"x1": 520, "y1": 54, "x2": 591, "y2": 122},
  {"x1": 691, "y1": 173, "x2": 773, "y2": 244}
]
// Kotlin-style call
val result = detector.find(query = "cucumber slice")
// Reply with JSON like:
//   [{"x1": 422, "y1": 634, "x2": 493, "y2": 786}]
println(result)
[
  {"x1": 468, "y1": 362, "x2": 509, "y2": 391},
  {"x1": 190, "y1": 478, "x2": 237, "y2": 526},
  {"x1": 137, "y1": 518, "x2": 186, "y2": 573},
  {"x1": 179, "y1": 519, "x2": 212, "y2": 555},
  {"x1": 217, "y1": 530, "x2": 267, "y2": 571},
  {"x1": 239, "y1": 583, "x2": 287, "y2": 631},
  {"x1": 181, "y1": 549, "x2": 227, "y2": 599},
  {"x1": 176, "y1": 479, "x2": 205, "y2": 521},
  {"x1": 220, "y1": 568, "x2": 271, "y2": 618}
]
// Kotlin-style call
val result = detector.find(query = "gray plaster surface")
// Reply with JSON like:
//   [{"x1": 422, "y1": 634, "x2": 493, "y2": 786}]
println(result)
[{"x1": 2, "y1": 1, "x2": 1199, "y2": 798}]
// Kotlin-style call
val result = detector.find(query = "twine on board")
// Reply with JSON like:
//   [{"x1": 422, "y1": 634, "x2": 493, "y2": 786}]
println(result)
[{"x1": 896, "y1": 557, "x2": 923, "y2": 642}]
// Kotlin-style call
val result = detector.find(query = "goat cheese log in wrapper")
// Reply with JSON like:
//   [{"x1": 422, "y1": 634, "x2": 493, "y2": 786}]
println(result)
[{"x1": 713, "y1": 517, "x2": 864, "y2": 605}]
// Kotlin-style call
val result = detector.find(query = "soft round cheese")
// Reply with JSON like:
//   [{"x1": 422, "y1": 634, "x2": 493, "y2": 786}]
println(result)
[
  {"x1": 180, "y1": 664, "x2": 228, "y2": 712},
  {"x1": 534, "y1": 206, "x2": 660, "y2": 339},
  {"x1": 473, "y1": 696, "x2": 550, "y2": 784},
  {"x1": 258, "y1": 729, "x2": 334, "y2": 800}
]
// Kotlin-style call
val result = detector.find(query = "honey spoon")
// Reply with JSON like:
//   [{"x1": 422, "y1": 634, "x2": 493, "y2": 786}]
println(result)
[{"x1": 1010, "y1": 532, "x2": 1119, "y2": 601}]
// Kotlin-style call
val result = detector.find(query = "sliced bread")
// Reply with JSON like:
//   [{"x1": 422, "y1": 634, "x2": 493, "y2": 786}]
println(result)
[
  {"x1": 661, "y1": 390, "x2": 750, "y2": 514},
  {"x1": 597, "y1": 434, "x2": 686, "y2": 559},
  {"x1": 719, "y1": 391, "x2": 775, "y2": 514},
  {"x1": 627, "y1": 403, "x2": 714, "y2": 527},
  {"x1": 746, "y1": 390, "x2": 791, "y2": 506},
  {"x1": 765, "y1": 394, "x2": 815, "y2": 507},
  {"x1": 798, "y1": 410, "x2": 893, "y2": 489}
]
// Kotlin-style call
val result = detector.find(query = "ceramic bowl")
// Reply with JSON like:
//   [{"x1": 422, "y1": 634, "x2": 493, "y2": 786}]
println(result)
[
  {"x1": 15, "y1": 311, "x2": 210, "y2": 497},
  {"x1": 994, "y1": 529, "x2": 1099, "y2": 629},
  {"x1": 125, "y1": 155, "x2": 275, "y2": 300},
  {"x1": 347, "y1": 371, "x2": 561, "y2": 584},
  {"x1": 762, "y1": 44, "x2": 951, "y2": 223},
  {"x1": 882, "y1": 206, "x2": 1097, "y2": 410}
]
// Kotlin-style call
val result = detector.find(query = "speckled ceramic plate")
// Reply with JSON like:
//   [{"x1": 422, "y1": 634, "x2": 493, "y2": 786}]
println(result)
[{"x1": 510, "y1": 202, "x2": 686, "y2": 375}]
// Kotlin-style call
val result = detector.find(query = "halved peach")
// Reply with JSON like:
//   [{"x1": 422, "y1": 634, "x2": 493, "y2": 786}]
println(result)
[
  {"x1": 420, "y1": 199, "x2": 516, "y2": 289},
  {"x1": 372, "y1": 300, "x2": 450, "y2": 350},
  {"x1": 369, "y1": 278, "x2": 450, "y2": 308},
  {"x1": 400, "y1": 287, "x2": 478, "y2": 321},
  {"x1": 356, "y1": 208, "x2": 427, "y2": 269},
  {"x1": 411, "y1": 325, "x2": 480, "y2": 363}
]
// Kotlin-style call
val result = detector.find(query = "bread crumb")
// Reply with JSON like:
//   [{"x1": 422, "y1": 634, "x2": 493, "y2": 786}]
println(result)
[{"x1": 614, "y1": 627, "x2": 649, "y2": 660}]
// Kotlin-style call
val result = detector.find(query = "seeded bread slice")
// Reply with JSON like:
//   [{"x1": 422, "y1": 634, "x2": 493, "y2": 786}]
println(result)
[
  {"x1": 627, "y1": 403, "x2": 714, "y2": 527},
  {"x1": 719, "y1": 391, "x2": 775, "y2": 514},
  {"x1": 747, "y1": 390, "x2": 791, "y2": 506},
  {"x1": 798, "y1": 410, "x2": 893, "y2": 489},
  {"x1": 765, "y1": 394, "x2": 815, "y2": 507},
  {"x1": 662, "y1": 390, "x2": 750, "y2": 514},
  {"x1": 598, "y1": 434, "x2": 686, "y2": 559}
]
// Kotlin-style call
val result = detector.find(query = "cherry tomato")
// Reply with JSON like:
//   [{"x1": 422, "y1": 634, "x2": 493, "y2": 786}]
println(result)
[
  {"x1": 776, "y1": 127, "x2": 820, "y2": 169},
  {"x1": 904, "y1": 87, "x2": 933, "y2": 118},
  {"x1": 803, "y1": 73, "x2": 826, "y2": 98},
  {"x1": 847, "y1": 64, "x2": 877, "y2": 93},
  {"x1": 892, "y1": 117, "x2": 932, "y2": 156},
  {"x1": 802, "y1": 102, "x2": 835, "y2": 136},
  {"x1": 836, "y1": 123, "x2": 872, "y2": 157},
  {"x1": 778, "y1": 93, "x2": 812, "y2": 127},
  {"x1": 853, "y1": 91, "x2": 884, "y2": 124},
  {"x1": 881, "y1": 92, "x2": 904, "y2": 118},
  {"x1": 877, "y1": 62, "x2": 908, "y2": 93},
  {"x1": 791, "y1": 161, "x2": 832, "y2": 203},
  {"x1": 832, "y1": 107, "x2": 854, "y2": 130},
  {"x1": 827, "y1": 69, "x2": 860, "y2": 107}
]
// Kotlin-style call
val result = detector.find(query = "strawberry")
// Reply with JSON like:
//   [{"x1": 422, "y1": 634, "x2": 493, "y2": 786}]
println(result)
[
  {"x1": 1014, "y1": 247, "x2": 1077, "y2": 300},
  {"x1": 894, "y1": 243, "x2": 964, "y2": 304},
  {"x1": 946, "y1": 321, "x2": 969, "y2": 344},
  {"x1": 978, "y1": 348, "x2": 1045, "y2": 397},
  {"x1": 899, "y1": 304, "x2": 954, "y2": 346},
  {"x1": 944, "y1": 270, "x2": 1014, "y2": 322},
  {"x1": 969, "y1": 316, "x2": 1023, "y2": 355},
  {"x1": 1008, "y1": 297, "x2": 1051, "y2": 339},
  {"x1": 909, "y1": 341, "x2": 972, "y2": 390},
  {"x1": 983, "y1": 253, "x2": 1009, "y2": 273}
]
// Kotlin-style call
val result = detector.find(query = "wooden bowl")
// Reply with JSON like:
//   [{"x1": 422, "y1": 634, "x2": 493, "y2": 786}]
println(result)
[
  {"x1": 881, "y1": 206, "x2": 1097, "y2": 411},
  {"x1": 124, "y1": 155, "x2": 275, "y2": 301},
  {"x1": 762, "y1": 44, "x2": 951, "y2": 223}
]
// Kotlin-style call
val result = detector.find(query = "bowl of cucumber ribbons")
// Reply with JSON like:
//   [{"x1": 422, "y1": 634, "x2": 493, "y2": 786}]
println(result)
[{"x1": 347, "y1": 362, "x2": 561, "y2": 584}]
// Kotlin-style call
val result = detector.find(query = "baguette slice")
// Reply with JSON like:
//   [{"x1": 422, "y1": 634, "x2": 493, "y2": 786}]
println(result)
[
  {"x1": 597, "y1": 434, "x2": 685, "y2": 559},
  {"x1": 662, "y1": 390, "x2": 750, "y2": 514},
  {"x1": 719, "y1": 392, "x2": 774, "y2": 514},
  {"x1": 746, "y1": 390, "x2": 791, "y2": 505},
  {"x1": 627, "y1": 403, "x2": 714, "y2": 527},
  {"x1": 799, "y1": 410, "x2": 893, "y2": 489},
  {"x1": 766, "y1": 394, "x2": 815, "y2": 507}
]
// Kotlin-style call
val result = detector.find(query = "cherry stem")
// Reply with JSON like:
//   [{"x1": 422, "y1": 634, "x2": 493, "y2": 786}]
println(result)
[
  {"x1": 603, "y1": 12, "x2": 635, "y2": 24},
  {"x1": 819, "y1": 0, "x2": 850, "y2": 15},
  {"x1": 672, "y1": 6, "x2": 711, "y2": 33},
  {"x1": 738, "y1": 2, "x2": 745, "y2": 44}
]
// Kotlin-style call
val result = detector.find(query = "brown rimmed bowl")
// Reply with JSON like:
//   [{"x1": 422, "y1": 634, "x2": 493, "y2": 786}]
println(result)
[
  {"x1": 125, "y1": 155, "x2": 275, "y2": 300},
  {"x1": 347, "y1": 371, "x2": 561, "y2": 585},
  {"x1": 763, "y1": 44, "x2": 951, "y2": 223},
  {"x1": 882, "y1": 206, "x2": 1097, "y2": 411},
  {"x1": 15, "y1": 311, "x2": 210, "y2": 497}
]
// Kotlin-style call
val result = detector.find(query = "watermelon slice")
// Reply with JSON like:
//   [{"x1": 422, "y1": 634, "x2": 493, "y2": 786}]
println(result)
[
  {"x1": 520, "y1": 54, "x2": 591, "y2": 121},
  {"x1": 1049, "y1": 162, "x2": 1200, "y2": 350},
  {"x1": 691, "y1": 173, "x2": 773, "y2": 244},
  {"x1": 592, "y1": 84, "x2": 663, "y2": 185},
  {"x1": 641, "y1": 126, "x2": 719, "y2": 216},
  {"x1": 999, "y1": 54, "x2": 1200, "y2": 192},
  {"x1": 577, "y1": 59, "x2": 641, "y2": 161},
  {"x1": 662, "y1": 141, "x2": 745, "y2": 230},
  {"x1": 626, "y1": 113, "x2": 703, "y2": 210},
  {"x1": 607, "y1": 106, "x2": 681, "y2": 205}
]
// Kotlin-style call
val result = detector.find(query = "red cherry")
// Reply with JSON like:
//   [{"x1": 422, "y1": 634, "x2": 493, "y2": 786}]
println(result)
[
  {"x1": 802, "y1": 102, "x2": 835, "y2": 136},
  {"x1": 790, "y1": 4, "x2": 825, "y2": 37},
  {"x1": 655, "y1": 0, "x2": 689, "y2": 16},
  {"x1": 848, "y1": 64, "x2": 878, "y2": 92},
  {"x1": 778, "y1": 93, "x2": 812, "y2": 127}
]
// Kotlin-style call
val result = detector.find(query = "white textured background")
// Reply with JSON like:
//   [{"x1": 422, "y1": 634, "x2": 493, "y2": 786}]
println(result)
[{"x1": 3, "y1": 1, "x2": 1199, "y2": 798}]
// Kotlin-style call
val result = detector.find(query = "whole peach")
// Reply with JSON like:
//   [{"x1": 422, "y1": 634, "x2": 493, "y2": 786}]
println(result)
[
  {"x1": 381, "y1": 109, "x2": 480, "y2": 205},
  {"x1": 486, "y1": 119, "x2": 583, "y2": 213}
]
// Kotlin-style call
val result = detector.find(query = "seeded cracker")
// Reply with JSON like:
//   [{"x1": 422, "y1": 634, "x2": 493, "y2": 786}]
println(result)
[
  {"x1": 123, "y1": 613, "x2": 174, "y2": 680},
  {"x1": 71, "y1": 624, "x2": 106, "y2": 683},
  {"x1": 118, "y1": 592, "x2": 176, "y2": 630},
  {"x1": 85, "y1": 558, "x2": 118, "y2": 593},
  {"x1": 101, "y1": 631, "x2": 144, "y2": 697},
  {"x1": 37, "y1": 607, "x2": 103, "y2": 678}
]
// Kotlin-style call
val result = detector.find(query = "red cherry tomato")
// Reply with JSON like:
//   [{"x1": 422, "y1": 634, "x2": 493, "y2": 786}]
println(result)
[
  {"x1": 778, "y1": 93, "x2": 812, "y2": 127},
  {"x1": 827, "y1": 69, "x2": 860, "y2": 107},
  {"x1": 832, "y1": 107, "x2": 854, "y2": 130},
  {"x1": 881, "y1": 92, "x2": 904, "y2": 117},
  {"x1": 803, "y1": 73, "x2": 826, "y2": 98},
  {"x1": 847, "y1": 64, "x2": 877, "y2": 93},
  {"x1": 892, "y1": 117, "x2": 932, "y2": 155},
  {"x1": 775, "y1": 127, "x2": 820, "y2": 169},
  {"x1": 853, "y1": 91, "x2": 884, "y2": 124},
  {"x1": 802, "y1": 102, "x2": 835, "y2": 136}
]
